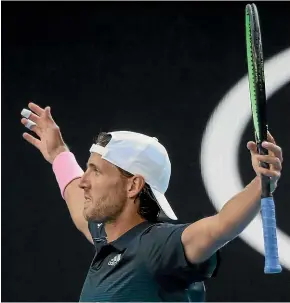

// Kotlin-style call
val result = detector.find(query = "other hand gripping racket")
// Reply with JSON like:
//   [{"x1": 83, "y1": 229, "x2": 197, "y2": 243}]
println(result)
[{"x1": 245, "y1": 3, "x2": 282, "y2": 274}]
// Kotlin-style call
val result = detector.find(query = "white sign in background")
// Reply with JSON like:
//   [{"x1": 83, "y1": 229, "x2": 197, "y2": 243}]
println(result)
[{"x1": 200, "y1": 47, "x2": 290, "y2": 271}]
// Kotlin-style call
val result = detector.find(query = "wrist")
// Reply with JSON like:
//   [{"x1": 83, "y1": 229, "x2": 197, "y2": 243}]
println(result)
[
  {"x1": 246, "y1": 176, "x2": 261, "y2": 187},
  {"x1": 50, "y1": 145, "x2": 70, "y2": 163},
  {"x1": 52, "y1": 152, "x2": 84, "y2": 199},
  {"x1": 253, "y1": 175, "x2": 278, "y2": 194},
  {"x1": 245, "y1": 176, "x2": 262, "y2": 200},
  {"x1": 253, "y1": 176, "x2": 262, "y2": 191}
]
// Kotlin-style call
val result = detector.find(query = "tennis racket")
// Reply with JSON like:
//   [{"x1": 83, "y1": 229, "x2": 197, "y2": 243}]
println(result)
[{"x1": 245, "y1": 3, "x2": 282, "y2": 274}]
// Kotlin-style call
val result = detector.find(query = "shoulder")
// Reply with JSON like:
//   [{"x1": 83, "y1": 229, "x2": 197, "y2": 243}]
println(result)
[
  {"x1": 141, "y1": 222, "x2": 221, "y2": 281},
  {"x1": 140, "y1": 222, "x2": 190, "y2": 245},
  {"x1": 145, "y1": 222, "x2": 190, "y2": 233}
]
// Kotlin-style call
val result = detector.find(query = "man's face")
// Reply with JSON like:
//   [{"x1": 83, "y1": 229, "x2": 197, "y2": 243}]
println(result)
[{"x1": 79, "y1": 153, "x2": 128, "y2": 222}]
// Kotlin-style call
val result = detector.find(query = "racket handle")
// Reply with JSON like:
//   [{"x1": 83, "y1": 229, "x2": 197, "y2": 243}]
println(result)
[{"x1": 261, "y1": 197, "x2": 282, "y2": 274}]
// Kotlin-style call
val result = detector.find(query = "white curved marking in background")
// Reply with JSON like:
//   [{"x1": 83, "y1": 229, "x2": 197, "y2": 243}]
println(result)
[{"x1": 200, "y1": 47, "x2": 290, "y2": 271}]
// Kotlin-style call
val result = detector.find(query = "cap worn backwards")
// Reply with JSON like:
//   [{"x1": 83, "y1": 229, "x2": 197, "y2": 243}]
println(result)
[{"x1": 89, "y1": 131, "x2": 177, "y2": 220}]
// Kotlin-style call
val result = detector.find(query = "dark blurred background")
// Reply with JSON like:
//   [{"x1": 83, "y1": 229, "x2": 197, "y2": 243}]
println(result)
[{"x1": 2, "y1": 1, "x2": 290, "y2": 302}]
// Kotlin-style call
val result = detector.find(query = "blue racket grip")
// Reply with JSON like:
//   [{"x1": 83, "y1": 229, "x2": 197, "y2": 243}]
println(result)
[{"x1": 261, "y1": 197, "x2": 282, "y2": 274}]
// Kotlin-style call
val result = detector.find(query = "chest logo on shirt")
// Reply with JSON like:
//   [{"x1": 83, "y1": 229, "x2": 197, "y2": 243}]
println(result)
[{"x1": 108, "y1": 254, "x2": 122, "y2": 266}]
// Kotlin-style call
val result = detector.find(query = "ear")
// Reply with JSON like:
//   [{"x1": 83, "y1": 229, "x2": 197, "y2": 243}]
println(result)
[{"x1": 127, "y1": 175, "x2": 145, "y2": 199}]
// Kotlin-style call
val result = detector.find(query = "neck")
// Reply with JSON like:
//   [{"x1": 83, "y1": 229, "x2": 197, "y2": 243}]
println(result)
[{"x1": 104, "y1": 206, "x2": 146, "y2": 243}]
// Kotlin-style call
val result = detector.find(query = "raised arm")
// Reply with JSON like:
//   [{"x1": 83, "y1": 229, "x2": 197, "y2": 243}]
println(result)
[
  {"x1": 182, "y1": 135, "x2": 282, "y2": 264},
  {"x1": 20, "y1": 102, "x2": 93, "y2": 244}
]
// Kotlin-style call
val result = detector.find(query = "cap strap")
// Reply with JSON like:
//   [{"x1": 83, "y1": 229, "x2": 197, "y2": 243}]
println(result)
[{"x1": 90, "y1": 144, "x2": 107, "y2": 155}]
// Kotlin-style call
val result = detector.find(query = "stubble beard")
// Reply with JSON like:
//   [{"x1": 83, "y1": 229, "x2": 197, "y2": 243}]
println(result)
[{"x1": 83, "y1": 194, "x2": 127, "y2": 223}]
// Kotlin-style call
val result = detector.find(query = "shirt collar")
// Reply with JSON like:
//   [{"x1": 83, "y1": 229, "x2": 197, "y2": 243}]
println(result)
[{"x1": 107, "y1": 221, "x2": 155, "y2": 251}]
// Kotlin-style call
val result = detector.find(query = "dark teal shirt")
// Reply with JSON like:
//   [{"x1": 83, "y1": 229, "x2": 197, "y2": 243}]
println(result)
[{"x1": 79, "y1": 221, "x2": 219, "y2": 302}]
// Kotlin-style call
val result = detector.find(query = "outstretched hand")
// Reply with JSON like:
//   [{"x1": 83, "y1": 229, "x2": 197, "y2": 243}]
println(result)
[{"x1": 21, "y1": 102, "x2": 68, "y2": 164}]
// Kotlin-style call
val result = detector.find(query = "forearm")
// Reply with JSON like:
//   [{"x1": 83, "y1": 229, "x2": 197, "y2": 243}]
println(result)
[
  {"x1": 183, "y1": 176, "x2": 262, "y2": 264},
  {"x1": 52, "y1": 152, "x2": 91, "y2": 240},
  {"x1": 217, "y1": 176, "x2": 261, "y2": 242},
  {"x1": 63, "y1": 178, "x2": 92, "y2": 243},
  {"x1": 64, "y1": 178, "x2": 87, "y2": 231}
]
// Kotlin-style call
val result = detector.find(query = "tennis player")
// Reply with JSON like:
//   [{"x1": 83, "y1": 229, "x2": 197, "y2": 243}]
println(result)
[{"x1": 20, "y1": 102, "x2": 283, "y2": 302}]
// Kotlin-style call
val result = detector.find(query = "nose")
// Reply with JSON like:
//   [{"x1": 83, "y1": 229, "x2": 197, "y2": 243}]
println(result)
[{"x1": 79, "y1": 170, "x2": 90, "y2": 190}]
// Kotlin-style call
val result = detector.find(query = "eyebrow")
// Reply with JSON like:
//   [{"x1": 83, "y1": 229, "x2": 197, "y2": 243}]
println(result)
[{"x1": 86, "y1": 162, "x2": 101, "y2": 171}]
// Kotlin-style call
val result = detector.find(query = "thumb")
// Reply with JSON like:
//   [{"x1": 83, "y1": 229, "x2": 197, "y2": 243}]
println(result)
[{"x1": 247, "y1": 141, "x2": 258, "y2": 155}]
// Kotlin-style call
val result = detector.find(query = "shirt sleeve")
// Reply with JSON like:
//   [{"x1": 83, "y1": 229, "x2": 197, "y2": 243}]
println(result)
[{"x1": 142, "y1": 223, "x2": 220, "y2": 287}]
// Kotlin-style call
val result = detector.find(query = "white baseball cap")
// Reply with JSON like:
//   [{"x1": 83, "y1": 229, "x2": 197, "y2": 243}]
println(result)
[{"x1": 89, "y1": 131, "x2": 177, "y2": 220}]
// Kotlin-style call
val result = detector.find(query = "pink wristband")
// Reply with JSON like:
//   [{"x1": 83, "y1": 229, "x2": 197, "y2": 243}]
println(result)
[{"x1": 52, "y1": 151, "x2": 84, "y2": 199}]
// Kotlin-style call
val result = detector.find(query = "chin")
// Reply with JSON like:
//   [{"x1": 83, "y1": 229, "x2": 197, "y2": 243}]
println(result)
[{"x1": 83, "y1": 207, "x2": 104, "y2": 222}]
